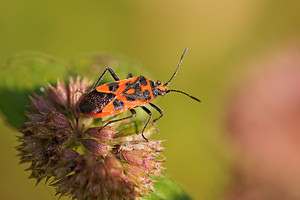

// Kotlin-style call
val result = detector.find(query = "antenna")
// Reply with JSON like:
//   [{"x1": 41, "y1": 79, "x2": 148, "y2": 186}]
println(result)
[
  {"x1": 164, "y1": 46, "x2": 189, "y2": 86},
  {"x1": 166, "y1": 89, "x2": 201, "y2": 102}
]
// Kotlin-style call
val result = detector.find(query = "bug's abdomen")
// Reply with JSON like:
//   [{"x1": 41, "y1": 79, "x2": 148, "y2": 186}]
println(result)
[{"x1": 79, "y1": 90, "x2": 116, "y2": 114}]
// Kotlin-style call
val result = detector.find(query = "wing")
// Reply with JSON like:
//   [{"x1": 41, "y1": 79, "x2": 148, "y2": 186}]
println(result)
[{"x1": 79, "y1": 89, "x2": 116, "y2": 114}]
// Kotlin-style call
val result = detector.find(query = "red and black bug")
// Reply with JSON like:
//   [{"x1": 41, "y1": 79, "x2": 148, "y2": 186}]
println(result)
[{"x1": 79, "y1": 47, "x2": 200, "y2": 141}]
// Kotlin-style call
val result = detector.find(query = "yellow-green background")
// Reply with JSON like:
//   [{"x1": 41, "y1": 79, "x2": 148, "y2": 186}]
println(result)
[{"x1": 0, "y1": 0, "x2": 299, "y2": 199}]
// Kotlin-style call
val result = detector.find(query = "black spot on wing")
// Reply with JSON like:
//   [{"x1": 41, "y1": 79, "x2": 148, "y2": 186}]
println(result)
[
  {"x1": 143, "y1": 89, "x2": 151, "y2": 101},
  {"x1": 133, "y1": 82, "x2": 142, "y2": 94},
  {"x1": 139, "y1": 76, "x2": 148, "y2": 86},
  {"x1": 123, "y1": 79, "x2": 142, "y2": 96},
  {"x1": 107, "y1": 82, "x2": 119, "y2": 92},
  {"x1": 123, "y1": 79, "x2": 145, "y2": 101},
  {"x1": 113, "y1": 99, "x2": 125, "y2": 110},
  {"x1": 79, "y1": 90, "x2": 116, "y2": 114},
  {"x1": 126, "y1": 96, "x2": 136, "y2": 102}
]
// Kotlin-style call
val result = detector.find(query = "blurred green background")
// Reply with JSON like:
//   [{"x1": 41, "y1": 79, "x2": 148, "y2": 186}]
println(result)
[{"x1": 1, "y1": 0, "x2": 300, "y2": 199}]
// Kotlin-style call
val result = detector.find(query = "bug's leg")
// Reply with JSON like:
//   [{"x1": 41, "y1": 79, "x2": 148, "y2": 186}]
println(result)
[
  {"x1": 92, "y1": 67, "x2": 120, "y2": 89},
  {"x1": 149, "y1": 103, "x2": 164, "y2": 123},
  {"x1": 100, "y1": 109, "x2": 136, "y2": 131},
  {"x1": 140, "y1": 106, "x2": 152, "y2": 141},
  {"x1": 127, "y1": 73, "x2": 133, "y2": 78}
]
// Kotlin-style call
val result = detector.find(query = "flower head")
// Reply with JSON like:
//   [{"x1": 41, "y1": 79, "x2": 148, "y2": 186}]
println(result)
[{"x1": 17, "y1": 76, "x2": 165, "y2": 199}]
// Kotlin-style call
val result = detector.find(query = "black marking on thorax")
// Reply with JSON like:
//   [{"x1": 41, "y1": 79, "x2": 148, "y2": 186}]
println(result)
[
  {"x1": 79, "y1": 90, "x2": 116, "y2": 114},
  {"x1": 139, "y1": 76, "x2": 148, "y2": 86},
  {"x1": 150, "y1": 81, "x2": 158, "y2": 99}
]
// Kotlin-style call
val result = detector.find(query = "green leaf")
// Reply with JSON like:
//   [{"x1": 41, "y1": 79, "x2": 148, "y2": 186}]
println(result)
[
  {"x1": 144, "y1": 175, "x2": 193, "y2": 200},
  {"x1": 0, "y1": 51, "x2": 70, "y2": 128}
]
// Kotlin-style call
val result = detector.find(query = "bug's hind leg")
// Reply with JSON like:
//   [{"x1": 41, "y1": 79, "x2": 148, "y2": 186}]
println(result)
[
  {"x1": 92, "y1": 67, "x2": 120, "y2": 89},
  {"x1": 99, "y1": 109, "x2": 136, "y2": 132},
  {"x1": 140, "y1": 106, "x2": 153, "y2": 141}
]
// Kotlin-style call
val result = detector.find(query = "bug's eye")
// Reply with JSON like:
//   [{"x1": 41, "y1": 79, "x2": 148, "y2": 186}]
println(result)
[
  {"x1": 157, "y1": 89, "x2": 166, "y2": 96},
  {"x1": 156, "y1": 81, "x2": 162, "y2": 85}
]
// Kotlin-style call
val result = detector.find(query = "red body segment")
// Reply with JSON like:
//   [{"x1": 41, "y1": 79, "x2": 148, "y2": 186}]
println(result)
[{"x1": 79, "y1": 76, "x2": 166, "y2": 118}]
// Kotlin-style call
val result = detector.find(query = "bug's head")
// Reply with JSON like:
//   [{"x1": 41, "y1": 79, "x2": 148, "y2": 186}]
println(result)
[
  {"x1": 156, "y1": 46, "x2": 201, "y2": 102},
  {"x1": 154, "y1": 80, "x2": 167, "y2": 96}
]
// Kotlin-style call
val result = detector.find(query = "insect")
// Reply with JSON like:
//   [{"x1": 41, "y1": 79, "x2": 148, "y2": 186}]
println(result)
[{"x1": 79, "y1": 47, "x2": 200, "y2": 141}]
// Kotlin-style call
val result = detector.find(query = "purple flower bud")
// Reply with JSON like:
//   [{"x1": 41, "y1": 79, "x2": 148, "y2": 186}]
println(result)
[
  {"x1": 48, "y1": 79, "x2": 68, "y2": 108},
  {"x1": 29, "y1": 94, "x2": 55, "y2": 113},
  {"x1": 44, "y1": 111, "x2": 70, "y2": 129},
  {"x1": 85, "y1": 126, "x2": 118, "y2": 143},
  {"x1": 81, "y1": 139, "x2": 111, "y2": 157}
]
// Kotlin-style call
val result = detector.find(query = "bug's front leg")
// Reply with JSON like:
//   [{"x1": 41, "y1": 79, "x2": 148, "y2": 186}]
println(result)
[
  {"x1": 149, "y1": 103, "x2": 164, "y2": 123},
  {"x1": 140, "y1": 106, "x2": 153, "y2": 141}
]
